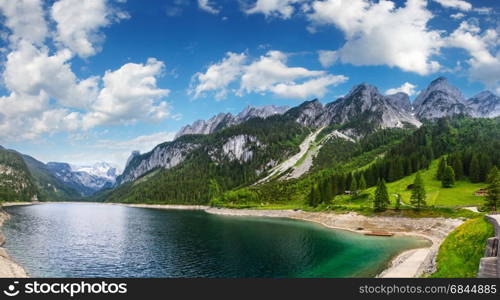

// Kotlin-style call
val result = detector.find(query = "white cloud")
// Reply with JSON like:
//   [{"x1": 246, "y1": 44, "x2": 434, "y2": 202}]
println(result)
[
  {"x1": 191, "y1": 50, "x2": 347, "y2": 100},
  {"x1": 239, "y1": 50, "x2": 326, "y2": 94},
  {"x1": 385, "y1": 82, "x2": 418, "y2": 96},
  {"x1": 190, "y1": 52, "x2": 247, "y2": 100},
  {"x1": 3, "y1": 41, "x2": 99, "y2": 110},
  {"x1": 51, "y1": 0, "x2": 129, "y2": 58},
  {"x1": 433, "y1": 0, "x2": 472, "y2": 11},
  {"x1": 245, "y1": 0, "x2": 305, "y2": 19},
  {"x1": 198, "y1": 0, "x2": 219, "y2": 14},
  {"x1": 450, "y1": 12, "x2": 465, "y2": 19},
  {"x1": 0, "y1": 0, "x2": 48, "y2": 45},
  {"x1": 445, "y1": 21, "x2": 500, "y2": 93},
  {"x1": 307, "y1": 0, "x2": 443, "y2": 75},
  {"x1": 270, "y1": 74, "x2": 347, "y2": 99},
  {"x1": 318, "y1": 50, "x2": 338, "y2": 67},
  {"x1": 83, "y1": 58, "x2": 171, "y2": 129}
]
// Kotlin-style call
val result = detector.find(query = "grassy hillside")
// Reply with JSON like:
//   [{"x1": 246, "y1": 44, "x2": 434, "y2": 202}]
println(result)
[
  {"x1": 365, "y1": 158, "x2": 486, "y2": 208},
  {"x1": 431, "y1": 217, "x2": 494, "y2": 278}
]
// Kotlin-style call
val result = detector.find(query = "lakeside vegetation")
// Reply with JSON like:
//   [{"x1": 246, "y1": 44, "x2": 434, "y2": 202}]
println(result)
[{"x1": 431, "y1": 217, "x2": 495, "y2": 278}]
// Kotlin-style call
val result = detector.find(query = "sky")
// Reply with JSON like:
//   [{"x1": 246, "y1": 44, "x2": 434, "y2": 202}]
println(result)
[{"x1": 0, "y1": 0, "x2": 498, "y2": 170}]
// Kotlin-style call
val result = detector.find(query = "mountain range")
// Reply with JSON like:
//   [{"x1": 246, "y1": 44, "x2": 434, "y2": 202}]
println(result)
[
  {"x1": 1, "y1": 77, "x2": 499, "y2": 203},
  {"x1": 117, "y1": 77, "x2": 499, "y2": 185}
]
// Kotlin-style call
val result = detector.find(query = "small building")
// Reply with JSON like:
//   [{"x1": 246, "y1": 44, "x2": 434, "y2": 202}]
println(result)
[
  {"x1": 475, "y1": 188, "x2": 488, "y2": 196},
  {"x1": 344, "y1": 190, "x2": 351, "y2": 195}
]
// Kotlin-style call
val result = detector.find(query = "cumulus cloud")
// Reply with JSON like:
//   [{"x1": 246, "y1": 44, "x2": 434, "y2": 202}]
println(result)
[
  {"x1": 198, "y1": 0, "x2": 219, "y2": 14},
  {"x1": 239, "y1": 50, "x2": 325, "y2": 94},
  {"x1": 51, "y1": 0, "x2": 129, "y2": 58},
  {"x1": 433, "y1": 0, "x2": 472, "y2": 11},
  {"x1": 270, "y1": 74, "x2": 347, "y2": 99},
  {"x1": 318, "y1": 50, "x2": 338, "y2": 68},
  {"x1": 445, "y1": 20, "x2": 500, "y2": 94},
  {"x1": 307, "y1": 0, "x2": 443, "y2": 75},
  {"x1": 190, "y1": 52, "x2": 247, "y2": 100},
  {"x1": 191, "y1": 50, "x2": 347, "y2": 100},
  {"x1": 83, "y1": 58, "x2": 171, "y2": 129},
  {"x1": 3, "y1": 41, "x2": 99, "y2": 110},
  {"x1": 385, "y1": 82, "x2": 418, "y2": 96},
  {"x1": 0, "y1": 0, "x2": 174, "y2": 142},
  {"x1": 0, "y1": 0, "x2": 48, "y2": 45},
  {"x1": 245, "y1": 0, "x2": 305, "y2": 19}
]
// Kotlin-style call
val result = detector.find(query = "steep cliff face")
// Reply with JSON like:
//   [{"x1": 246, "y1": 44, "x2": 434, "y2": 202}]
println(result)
[
  {"x1": 386, "y1": 92, "x2": 412, "y2": 111},
  {"x1": 175, "y1": 105, "x2": 289, "y2": 139},
  {"x1": 413, "y1": 77, "x2": 471, "y2": 119},
  {"x1": 324, "y1": 84, "x2": 421, "y2": 135},
  {"x1": 118, "y1": 140, "x2": 201, "y2": 184},
  {"x1": 218, "y1": 135, "x2": 262, "y2": 163},
  {"x1": 468, "y1": 91, "x2": 500, "y2": 118}
]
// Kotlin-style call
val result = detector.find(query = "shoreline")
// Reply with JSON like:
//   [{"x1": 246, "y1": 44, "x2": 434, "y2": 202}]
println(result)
[
  {"x1": 1, "y1": 201, "x2": 464, "y2": 278},
  {"x1": 0, "y1": 208, "x2": 28, "y2": 277},
  {"x1": 121, "y1": 203, "x2": 463, "y2": 278}
]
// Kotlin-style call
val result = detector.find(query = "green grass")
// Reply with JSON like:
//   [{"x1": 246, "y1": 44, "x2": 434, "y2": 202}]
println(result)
[
  {"x1": 365, "y1": 159, "x2": 486, "y2": 208},
  {"x1": 431, "y1": 217, "x2": 494, "y2": 278}
]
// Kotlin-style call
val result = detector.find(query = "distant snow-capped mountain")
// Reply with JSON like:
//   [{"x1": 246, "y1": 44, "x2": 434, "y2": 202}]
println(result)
[{"x1": 46, "y1": 162, "x2": 119, "y2": 196}]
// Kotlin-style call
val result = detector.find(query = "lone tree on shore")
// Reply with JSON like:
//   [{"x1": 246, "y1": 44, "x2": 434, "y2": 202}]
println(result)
[
  {"x1": 410, "y1": 172, "x2": 426, "y2": 210},
  {"x1": 374, "y1": 179, "x2": 389, "y2": 212},
  {"x1": 442, "y1": 166, "x2": 455, "y2": 188},
  {"x1": 485, "y1": 167, "x2": 499, "y2": 212}
]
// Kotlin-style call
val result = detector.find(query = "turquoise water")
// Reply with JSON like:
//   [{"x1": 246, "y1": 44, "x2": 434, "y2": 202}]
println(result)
[{"x1": 3, "y1": 203, "x2": 429, "y2": 278}]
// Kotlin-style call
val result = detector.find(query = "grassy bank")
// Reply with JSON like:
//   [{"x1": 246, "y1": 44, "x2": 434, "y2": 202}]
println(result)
[{"x1": 431, "y1": 217, "x2": 494, "y2": 278}]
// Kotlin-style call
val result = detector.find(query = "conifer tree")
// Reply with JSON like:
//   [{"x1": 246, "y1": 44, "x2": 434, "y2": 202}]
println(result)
[
  {"x1": 469, "y1": 154, "x2": 480, "y2": 183},
  {"x1": 451, "y1": 153, "x2": 464, "y2": 180},
  {"x1": 349, "y1": 175, "x2": 358, "y2": 196},
  {"x1": 437, "y1": 157, "x2": 447, "y2": 180},
  {"x1": 410, "y1": 172, "x2": 426, "y2": 210},
  {"x1": 374, "y1": 179, "x2": 389, "y2": 212},
  {"x1": 485, "y1": 167, "x2": 499, "y2": 212},
  {"x1": 442, "y1": 166, "x2": 455, "y2": 188},
  {"x1": 358, "y1": 174, "x2": 367, "y2": 192}
]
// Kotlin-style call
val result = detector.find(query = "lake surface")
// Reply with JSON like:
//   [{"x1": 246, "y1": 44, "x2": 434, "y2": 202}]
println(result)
[{"x1": 3, "y1": 203, "x2": 429, "y2": 278}]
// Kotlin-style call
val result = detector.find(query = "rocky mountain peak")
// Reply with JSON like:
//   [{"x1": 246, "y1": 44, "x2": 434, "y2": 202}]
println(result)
[
  {"x1": 468, "y1": 90, "x2": 500, "y2": 118},
  {"x1": 413, "y1": 77, "x2": 469, "y2": 119},
  {"x1": 386, "y1": 92, "x2": 411, "y2": 111},
  {"x1": 175, "y1": 105, "x2": 289, "y2": 139}
]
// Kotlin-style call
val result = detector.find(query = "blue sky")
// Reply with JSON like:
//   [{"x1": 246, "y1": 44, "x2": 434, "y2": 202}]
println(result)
[{"x1": 0, "y1": 0, "x2": 498, "y2": 169}]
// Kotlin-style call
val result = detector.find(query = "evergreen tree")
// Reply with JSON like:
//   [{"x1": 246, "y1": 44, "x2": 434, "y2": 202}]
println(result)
[
  {"x1": 374, "y1": 179, "x2": 389, "y2": 212},
  {"x1": 451, "y1": 153, "x2": 464, "y2": 180},
  {"x1": 208, "y1": 179, "x2": 222, "y2": 201},
  {"x1": 437, "y1": 157, "x2": 447, "y2": 180},
  {"x1": 442, "y1": 166, "x2": 455, "y2": 188},
  {"x1": 479, "y1": 154, "x2": 493, "y2": 182},
  {"x1": 469, "y1": 154, "x2": 481, "y2": 183},
  {"x1": 358, "y1": 174, "x2": 367, "y2": 192},
  {"x1": 308, "y1": 185, "x2": 319, "y2": 207},
  {"x1": 410, "y1": 172, "x2": 426, "y2": 210},
  {"x1": 485, "y1": 167, "x2": 499, "y2": 212},
  {"x1": 349, "y1": 175, "x2": 358, "y2": 195}
]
